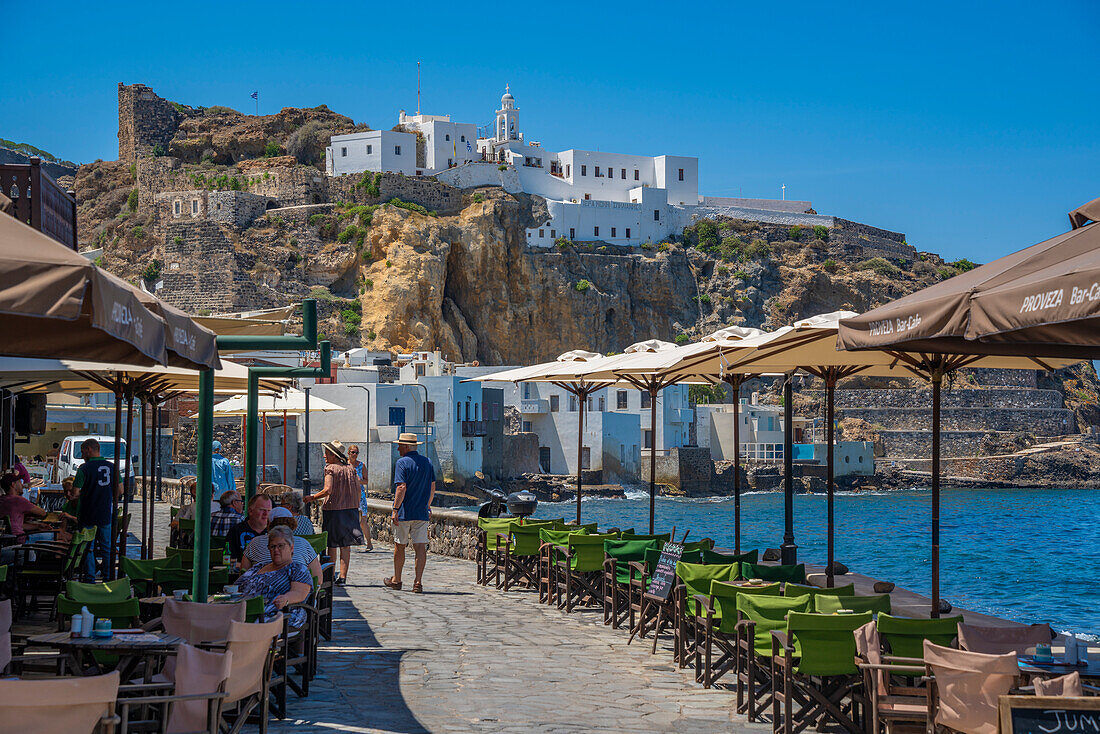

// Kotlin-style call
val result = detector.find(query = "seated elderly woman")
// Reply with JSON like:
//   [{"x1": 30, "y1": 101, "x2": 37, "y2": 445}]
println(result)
[
  {"x1": 279, "y1": 492, "x2": 315, "y2": 535},
  {"x1": 240, "y1": 507, "x2": 322, "y2": 579},
  {"x1": 237, "y1": 525, "x2": 313, "y2": 629}
]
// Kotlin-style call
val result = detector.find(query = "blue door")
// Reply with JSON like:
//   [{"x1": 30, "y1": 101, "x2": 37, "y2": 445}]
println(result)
[{"x1": 389, "y1": 407, "x2": 406, "y2": 433}]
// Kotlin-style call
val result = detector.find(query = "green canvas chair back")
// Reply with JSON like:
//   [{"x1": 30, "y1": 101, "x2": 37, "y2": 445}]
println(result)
[
  {"x1": 675, "y1": 561, "x2": 738, "y2": 617},
  {"x1": 165, "y1": 546, "x2": 225, "y2": 569},
  {"x1": 153, "y1": 566, "x2": 229, "y2": 595},
  {"x1": 701, "y1": 548, "x2": 758, "y2": 565},
  {"x1": 741, "y1": 561, "x2": 807, "y2": 584},
  {"x1": 815, "y1": 593, "x2": 892, "y2": 616},
  {"x1": 711, "y1": 580, "x2": 781, "y2": 634},
  {"x1": 620, "y1": 532, "x2": 669, "y2": 543},
  {"x1": 644, "y1": 546, "x2": 702, "y2": 576},
  {"x1": 786, "y1": 611, "x2": 874, "y2": 676},
  {"x1": 564, "y1": 522, "x2": 598, "y2": 533},
  {"x1": 170, "y1": 505, "x2": 179, "y2": 520},
  {"x1": 737, "y1": 593, "x2": 813, "y2": 656},
  {"x1": 539, "y1": 528, "x2": 583, "y2": 547},
  {"x1": 244, "y1": 595, "x2": 265, "y2": 622},
  {"x1": 566, "y1": 534, "x2": 617, "y2": 573},
  {"x1": 57, "y1": 596, "x2": 141, "y2": 627},
  {"x1": 604, "y1": 539, "x2": 660, "y2": 585},
  {"x1": 784, "y1": 582, "x2": 855, "y2": 599},
  {"x1": 517, "y1": 519, "x2": 557, "y2": 529},
  {"x1": 177, "y1": 518, "x2": 196, "y2": 534},
  {"x1": 478, "y1": 518, "x2": 516, "y2": 552},
  {"x1": 65, "y1": 577, "x2": 133, "y2": 603},
  {"x1": 0, "y1": 565, "x2": 7, "y2": 583},
  {"x1": 877, "y1": 614, "x2": 963, "y2": 659},
  {"x1": 682, "y1": 539, "x2": 715, "y2": 552},
  {"x1": 301, "y1": 532, "x2": 329, "y2": 556},
  {"x1": 120, "y1": 556, "x2": 182, "y2": 582},
  {"x1": 614, "y1": 528, "x2": 635, "y2": 536},
  {"x1": 508, "y1": 523, "x2": 545, "y2": 557}
]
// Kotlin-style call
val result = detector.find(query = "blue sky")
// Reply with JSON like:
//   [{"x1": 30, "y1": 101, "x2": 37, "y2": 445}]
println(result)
[{"x1": 2, "y1": 1, "x2": 1097, "y2": 262}]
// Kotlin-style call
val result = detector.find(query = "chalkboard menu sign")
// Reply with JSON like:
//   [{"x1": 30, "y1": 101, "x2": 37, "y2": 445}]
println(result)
[
  {"x1": 1000, "y1": 695, "x2": 1100, "y2": 734},
  {"x1": 644, "y1": 542, "x2": 684, "y2": 601}
]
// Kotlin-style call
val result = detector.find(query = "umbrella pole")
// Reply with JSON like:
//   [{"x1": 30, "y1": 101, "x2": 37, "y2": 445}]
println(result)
[
  {"x1": 245, "y1": 372, "x2": 259, "y2": 502},
  {"x1": 825, "y1": 373, "x2": 835, "y2": 588},
  {"x1": 140, "y1": 398, "x2": 147, "y2": 560},
  {"x1": 303, "y1": 387, "x2": 311, "y2": 494},
  {"x1": 122, "y1": 391, "x2": 134, "y2": 566},
  {"x1": 931, "y1": 371, "x2": 942, "y2": 618},
  {"x1": 781, "y1": 375, "x2": 797, "y2": 565},
  {"x1": 193, "y1": 369, "x2": 214, "y2": 602},
  {"x1": 149, "y1": 401, "x2": 158, "y2": 558},
  {"x1": 726, "y1": 375, "x2": 743, "y2": 555},
  {"x1": 575, "y1": 389, "x2": 584, "y2": 525},
  {"x1": 649, "y1": 384, "x2": 658, "y2": 534},
  {"x1": 261, "y1": 412, "x2": 267, "y2": 487},
  {"x1": 109, "y1": 387, "x2": 123, "y2": 580},
  {"x1": 282, "y1": 409, "x2": 287, "y2": 485}
]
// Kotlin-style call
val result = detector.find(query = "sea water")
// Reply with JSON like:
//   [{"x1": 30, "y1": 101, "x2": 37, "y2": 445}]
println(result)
[{"x1": 522, "y1": 487, "x2": 1099, "y2": 638}]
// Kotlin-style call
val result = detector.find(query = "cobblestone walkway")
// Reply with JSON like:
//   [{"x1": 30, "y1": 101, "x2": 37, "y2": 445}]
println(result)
[{"x1": 270, "y1": 547, "x2": 767, "y2": 733}]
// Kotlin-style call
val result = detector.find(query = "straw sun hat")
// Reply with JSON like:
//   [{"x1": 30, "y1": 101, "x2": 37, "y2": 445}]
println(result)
[
  {"x1": 322, "y1": 441, "x2": 349, "y2": 463},
  {"x1": 393, "y1": 432, "x2": 422, "y2": 446}
]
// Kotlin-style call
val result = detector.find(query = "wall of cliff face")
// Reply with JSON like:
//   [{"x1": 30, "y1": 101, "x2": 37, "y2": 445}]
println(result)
[{"x1": 357, "y1": 189, "x2": 702, "y2": 362}]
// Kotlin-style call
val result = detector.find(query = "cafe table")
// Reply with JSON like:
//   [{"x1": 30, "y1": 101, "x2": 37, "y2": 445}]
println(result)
[
  {"x1": 1018, "y1": 654, "x2": 1100, "y2": 681},
  {"x1": 27, "y1": 630, "x2": 184, "y2": 681}
]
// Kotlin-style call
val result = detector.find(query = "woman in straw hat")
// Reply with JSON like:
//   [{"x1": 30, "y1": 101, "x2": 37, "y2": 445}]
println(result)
[{"x1": 304, "y1": 440, "x2": 363, "y2": 584}]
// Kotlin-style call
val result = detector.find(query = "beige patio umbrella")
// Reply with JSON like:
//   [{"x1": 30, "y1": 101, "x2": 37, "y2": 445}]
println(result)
[
  {"x1": 472, "y1": 350, "x2": 617, "y2": 523},
  {"x1": 565, "y1": 327, "x2": 766, "y2": 534}
]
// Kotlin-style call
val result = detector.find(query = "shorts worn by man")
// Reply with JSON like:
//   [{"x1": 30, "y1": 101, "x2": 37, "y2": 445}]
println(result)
[{"x1": 384, "y1": 432, "x2": 435, "y2": 593}]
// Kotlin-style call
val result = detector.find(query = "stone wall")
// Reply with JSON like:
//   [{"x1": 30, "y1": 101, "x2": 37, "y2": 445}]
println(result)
[
  {"x1": 502, "y1": 433, "x2": 540, "y2": 476},
  {"x1": 841, "y1": 407, "x2": 1073, "y2": 434},
  {"x1": 362, "y1": 499, "x2": 479, "y2": 560},
  {"x1": 640, "y1": 446, "x2": 713, "y2": 493},
  {"x1": 880, "y1": 431, "x2": 989, "y2": 459},
  {"x1": 327, "y1": 172, "x2": 463, "y2": 215},
  {"x1": 830, "y1": 388, "x2": 1063, "y2": 410},
  {"x1": 160, "y1": 220, "x2": 273, "y2": 312},
  {"x1": 968, "y1": 368, "x2": 1038, "y2": 388},
  {"x1": 118, "y1": 83, "x2": 192, "y2": 162},
  {"x1": 154, "y1": 190, "x2": 274, "y2": 230}
]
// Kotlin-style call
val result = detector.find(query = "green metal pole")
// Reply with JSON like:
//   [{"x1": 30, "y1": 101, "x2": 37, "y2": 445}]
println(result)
[{"x1": 192, "y1": 368, "x2": 214, "y2": 602}]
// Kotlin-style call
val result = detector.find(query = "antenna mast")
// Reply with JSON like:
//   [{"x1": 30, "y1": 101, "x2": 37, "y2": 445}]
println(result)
[{"x1": 417, "y1": 61, "x2": 421, "y2": 116}]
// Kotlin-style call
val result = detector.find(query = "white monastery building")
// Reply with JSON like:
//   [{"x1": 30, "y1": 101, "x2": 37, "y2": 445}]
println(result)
[{"x1": 326, "y1": 86, "x2": 814, "y2": 247}]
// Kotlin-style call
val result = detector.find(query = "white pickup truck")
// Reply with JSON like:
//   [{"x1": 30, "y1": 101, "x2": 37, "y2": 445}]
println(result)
[{"x1": 56, "y1": 435, "x2": 134, "y2": 482}]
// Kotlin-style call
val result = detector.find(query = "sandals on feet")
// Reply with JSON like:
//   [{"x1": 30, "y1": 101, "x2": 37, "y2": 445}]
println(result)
[
  {"x1": 383, "y1": 576, "x2": 402, "y2": 590},
  {"x1": 412, "y1": 582, "x2": 423, "y2": 593}
]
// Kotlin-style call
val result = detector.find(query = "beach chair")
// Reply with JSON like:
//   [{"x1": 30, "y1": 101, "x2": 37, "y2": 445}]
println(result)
[
  {"x1": 602, "y1": 538, "x2": 660, "y2": 628},
  {"x1": 876, "y1": 614, "x2": 962, "y2": 659},
  {"x1": 735, "y1": 593, "x2": 813, "y2": 721},
  {"x1": 816, "y1": 593, "x2": 892, "y2": 615},
  {"x1": 115, "y1": 643, "x2": 231, "y2": 734},
  {"x1": 120, "y1": 555, "x2": 183, "y2": 599},
  {"x1": 742, "y1": 561, "x2": 807, "y2": 584},
  {"x1": 854, "y1": 620, "x2": 929, "y2": 734},
  {"x1": 537, "y1": 528, "x2": 583, "y2": 605},
  {"x1": 674, "y1": 561, "x2": 739, "y2": 670},
  {"x1": 771, "y1": 611, "x2": 874, "y2": 734},
  {"x1": 0, "y1": 671, "x2": 120, "y2": 734},
  {"x1": 475, "y1": 518, "x2": 515, "y2": 587},
  {"x1": 700, "y1": 548, "x2": 758, "y2": 565},
  {"x1": 956, "y1": 622, "x2": 1053, "y2": 655},
  {"x1": 783, "y1": 582, "x2": 855, "y2": 600},
  {"x1": 166, "y1": 546, "x2": 226, "y2": 570},
  {"x1": 923, "y1": 641, "x2": 1019, "y2": 734},
  {"x1": 12, "y1": 526, "x2": 94, "y2": 618},
  {"x1": 626, "y1": 546, "x2": 705, "y2": 649},
  {"x1": 554, "y1": 533, "x2": 617, "y2": 612},
  {"x1": 694, "y1": 580, "x2": 780, "y2": 689},
  {"x1": 57, "y1": 578, "x2": 141, "y2": 633},
  {"x1": 499, "y1": 522, "x2": 544, "y2": 591}
]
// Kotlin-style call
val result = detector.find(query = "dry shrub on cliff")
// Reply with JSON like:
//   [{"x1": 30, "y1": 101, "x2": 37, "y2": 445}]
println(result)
[{"x1": 287, "y1": 120, "x2": 328, "y2": 166}]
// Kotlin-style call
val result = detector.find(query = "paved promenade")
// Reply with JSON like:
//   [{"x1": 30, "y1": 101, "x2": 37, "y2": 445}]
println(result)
[{"x1": 271, "y1": 547, "x2": 766, "y2": 733}]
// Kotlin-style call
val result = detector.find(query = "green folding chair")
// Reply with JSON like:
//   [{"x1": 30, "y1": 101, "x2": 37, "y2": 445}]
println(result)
[
  {"x1": 815, "y1": 593, "x2": 892, "y2": 616},
  {"x1": 876, "y1": 613, "x2": 963, "y2": 659},
  {"x1": 620, "y1": 532, "x2": 670, "y2": 543},
  {"x1": 701, "y1": 548, "x2": 758, "y2": 565},
  {"x1": 696, "y1": 580, "x2": 781, "y2": 689},
  {"x1": 741, "y1": 561, "x2": 807, "y2": 584},
  {"x1": 165, "y1": 546, "x2": 225, "y2": 570},
  {"x1": 602, "y1": 538, "x2": 661, "y2": 629},
  {"x1": 64, "y1": 577, "x2": 133, "y2": 603},
  {"x1": 538, "y1": 527, "x2": 585, "y2": 605},
  {"x1": 301, "y1": 532, "x2": 329, "y2": 558},
  {"x1": 674, "y1": 561, "x2": 739, "y2": 670},
  {"x1": 784, "y1": 582, "x2": 855, "y2": 599},
  {"x1": 499, "y1": 523, "x2": 543, "y2": 591},
  {"x1": 120, "y1": 556, "x2": 183, "y2": 598},
  {"x1": 772, "y1": 611, "x2": 874, "y2": 734},
  {"x1": 476, "y1": 518, "x2": 516, "y2": 587},
  {"x1": 564, "y1": 522, "x2": 598, "y2": 533},
  {"x1": 556, "y1": 533, "x2": 617, "y2": 612},
  {"x1": 735, "y1": 593, "x2": 813, "y2": 721},
  {"x1": 152, "y1": 566, "x2": 229, "y2": 596},
  {"x1": 643, "y1": 546, "x2": 703, "y2": 576}
]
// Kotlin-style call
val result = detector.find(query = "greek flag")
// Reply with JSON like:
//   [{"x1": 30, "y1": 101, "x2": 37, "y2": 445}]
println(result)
[
  {"x1": 250, "y1": 91, "x2": 258, "y2": 100},
  {"x1": 466, "y1": 140, "x2": 472, "y2": 152}
]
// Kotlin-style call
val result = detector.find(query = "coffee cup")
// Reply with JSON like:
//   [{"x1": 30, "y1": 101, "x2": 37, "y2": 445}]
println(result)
[
  {"x1": 224, "y1": 585, "x2": 240, "y2": 595},
  {"x1": 173, "y1": 589, "x2": 187, "y2": 601}
]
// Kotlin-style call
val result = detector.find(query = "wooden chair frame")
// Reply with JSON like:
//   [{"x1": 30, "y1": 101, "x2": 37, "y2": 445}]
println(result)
[
  {"x1": 692, "y1": 593, "x2": 738, "y2": 688},
  {"x1": 551, "y1": 544, "x2": 603, "y2": 613},
  {"x1": 770, "y1": 630, "x2": 864, "y2": 734}
]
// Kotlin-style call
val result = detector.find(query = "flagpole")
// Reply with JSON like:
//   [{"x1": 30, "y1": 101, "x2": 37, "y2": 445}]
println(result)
[{"x1": 255, "y1": 92, "x2": 259, "y2": 116}]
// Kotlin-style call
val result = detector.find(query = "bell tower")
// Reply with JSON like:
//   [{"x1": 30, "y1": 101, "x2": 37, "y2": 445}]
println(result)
[{"x1": 495, "y1": 85, "x2": 519, "y2": 142}]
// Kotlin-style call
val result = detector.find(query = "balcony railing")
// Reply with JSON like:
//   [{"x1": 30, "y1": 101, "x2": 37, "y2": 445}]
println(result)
[
  {"x1": 1, "y1": 157, "x2": 77, "y2": 249},
  {"x1": 520, "y1": 398, "x2": 548, "y2": 414},
  {"x1": 461, "y1": 420, "x2": 488, "y2": 437}
]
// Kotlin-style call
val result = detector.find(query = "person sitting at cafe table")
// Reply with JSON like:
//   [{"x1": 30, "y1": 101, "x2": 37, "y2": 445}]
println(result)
[
  {"x1": 279, "y1": 492, "x2": 315, "y2": 535},
  {"x1": 226, "y1": 494, "x2": 273, "y2": 562},
  {"x1": 237, "y1": 525, "x2": 313, "y2": 629},
  {"x1": 0, "y1": 473, "x2": 53, "y2": 561},
  {"x1": 210, "y1": 490, "x2": 244, "y2": 538},
  {"x1": 240, "y1": 507, "x2": 322, "y2": 579},
  {"x1": 56, "y1": 477, "x2": 80, "y2": 542}
]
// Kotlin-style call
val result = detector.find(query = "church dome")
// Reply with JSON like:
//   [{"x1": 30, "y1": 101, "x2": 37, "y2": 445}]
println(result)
[{"x1": 501, "y1": 85, "x2": 514, "y2": 106}]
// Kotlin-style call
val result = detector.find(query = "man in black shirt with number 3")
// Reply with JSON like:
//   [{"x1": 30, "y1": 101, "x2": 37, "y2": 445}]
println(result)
[{"x1": 74, "y1": 438, "x2": 121, "y2": 581}]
